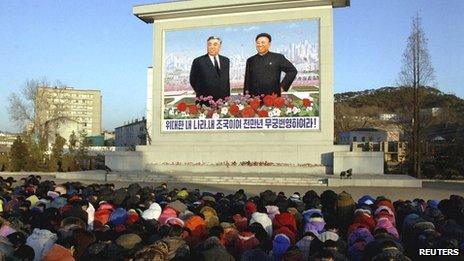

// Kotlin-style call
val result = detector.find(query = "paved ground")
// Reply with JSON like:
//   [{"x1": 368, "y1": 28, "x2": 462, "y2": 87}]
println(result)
[{"x1": 4, "y1": 173, "x2": 462, "y2": 201}]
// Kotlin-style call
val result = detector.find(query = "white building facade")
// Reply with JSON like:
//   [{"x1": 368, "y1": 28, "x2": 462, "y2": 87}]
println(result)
[{"x1": 115, "y1": 118, "x2": 147, "y2": 147}]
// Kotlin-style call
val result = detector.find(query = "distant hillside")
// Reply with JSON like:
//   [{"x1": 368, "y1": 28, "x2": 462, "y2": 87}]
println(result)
[{"x1": 335, "y1": 86, "x2": 464, "y2": 117}]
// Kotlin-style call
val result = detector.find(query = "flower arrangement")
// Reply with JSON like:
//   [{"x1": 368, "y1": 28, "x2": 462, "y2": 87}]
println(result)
[
  {"x1": 164, "y1": 94, "x2": 318, "y2": 119},
  {"x1": 160, "y1": 161, "x2": 322, "y2": 167}
]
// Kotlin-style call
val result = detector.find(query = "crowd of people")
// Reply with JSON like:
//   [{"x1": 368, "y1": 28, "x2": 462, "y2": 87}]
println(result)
[{"x1": 0, "y1": 175, "x2": 463, "y2": 260}]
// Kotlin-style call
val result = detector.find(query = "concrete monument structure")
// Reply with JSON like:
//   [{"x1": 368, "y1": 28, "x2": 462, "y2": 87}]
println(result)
[{"x1": 107, "y1": 0, "x2": 388, "y2": 175}]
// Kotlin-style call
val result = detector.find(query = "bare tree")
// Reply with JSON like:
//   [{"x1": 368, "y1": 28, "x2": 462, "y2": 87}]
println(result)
[
  {"x1": 397, "y1": 14, "x2": 435, "y2": 178},
  {"x1": 8, "y1": 79, "x2": 68, "y2": 138}
]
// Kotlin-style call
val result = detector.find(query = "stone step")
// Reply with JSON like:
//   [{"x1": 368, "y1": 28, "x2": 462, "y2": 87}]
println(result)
[
  {"x1": 54, "y1": 171, "x2": 421, "y2": 188},
  {"x1": 110, "y1": 173, "x2": 328, "y2": 186},
  {"x1": 145, "y1": 164, "x2": 328, "y2": 175}
]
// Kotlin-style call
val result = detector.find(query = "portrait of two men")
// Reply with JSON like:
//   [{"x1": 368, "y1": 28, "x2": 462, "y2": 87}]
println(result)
[
  {"x1": 189, "y1": 33, "x2": 297, "y2": 102},
  {"x1": 163, "y1": 20, "x2": 320, "y2": 119}
]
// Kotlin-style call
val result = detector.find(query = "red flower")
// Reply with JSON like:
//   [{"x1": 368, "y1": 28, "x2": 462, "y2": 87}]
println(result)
[
  {"x1": 188, "y1": 105, "x2": 198, "y2": 115},
  {"x1": 288, "y1": 102, "x2": 294, "y2": 108},
  {"x1": 176, "y1": 102, "x2": 187, "y2": 112},
  {"x1": 250, "y1": 98, "x2": 261, "y2": 110},
  {"x1": 302, "y1": 98, "x2": 312, "y2": 107},
  {"x1": 273, "y1": 97, "x2": 285, "y2": 108},
  {"x1": 258, "y1": 109, "x2": 269, "y2": 118},
  {"x1": 206, "y1": 110, "x2": 214, "y2": 118},
  {"x1": 263, "y1": 95, "x2": 275, "y2": 107},
  {"x1": 229, "y1": 103, "x2": 240, "y2": 116},
  {"x1": 241, "y1": 106, "x2": 255, "y2": 118}
]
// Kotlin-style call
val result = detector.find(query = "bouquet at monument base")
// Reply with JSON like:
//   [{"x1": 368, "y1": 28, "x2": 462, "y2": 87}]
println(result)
[{"x1": 164, "y1": 94, "x2": 318, "y2": 119}]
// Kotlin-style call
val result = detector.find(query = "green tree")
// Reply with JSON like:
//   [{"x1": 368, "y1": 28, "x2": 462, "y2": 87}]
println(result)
[
  {"x1": 68, "y1": 131, "x2": 78, "y2": 154},
  {"x1": 0, "y1": 154, "x2": 9, "y2": 171},
  {"x1": 397, "y1": 14, "x2": 435, "y2": 178},
  {"x1": 76, "y1": 130, "x2": 91, "y2": 170},
  {"x1": 9, "y1": 136, "x2": 28, "y2": 171},
  {"x1": 25, "y1": 133, "x2": 48, "y2": 171},
  {"x1": 49, "y1": 134, "x2": 66, "y2": 171}
]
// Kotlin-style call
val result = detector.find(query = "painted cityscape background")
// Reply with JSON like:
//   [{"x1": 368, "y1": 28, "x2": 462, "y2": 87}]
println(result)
[{"x1": 163, "y1": 19, "x2": 320, "y2": 95}]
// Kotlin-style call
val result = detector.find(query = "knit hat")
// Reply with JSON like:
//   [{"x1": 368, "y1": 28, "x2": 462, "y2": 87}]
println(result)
[
  {"x1": 200, "y1": 206, "x2": 219, "y2": 228},
  {"x1": 133, "y1": 240, "x2": 169, "y2": 260},
  {"x1": 202, "y1": 195, "x2": 216, "y2": 204},
  {"x1": 184, "y1": 215, "x2": 208, "y2": 241},
  {"x1": 109, "y1": 208, "x2": 128, "y2": 226},
  {"x1": 358, "y1": 195, "x2": 375, "y2": 206},
  {"x1": 266, "y1": 205, "x2": 280, "y2": 220},
  {"x1": 13, "y1": 245, "x2": 35, "y2": 260},
  {"x1": 233, "y1": 214, "x2": 248, "y2": 232},
  {"x1": 126, "y1": 209, "x2": 140, "y2": 225},
  {"x1": 260, "y1": 190, "x2": 277, "y2": 205},
  {"x1": 54, "y1": 186, "x2": 67, "y2": 196},
  {"x1": 348, "y1": 227, "x2": 374, "y2": 246},
  {"x1": 375, "y1": 217, "x2": 399, "y2": 238},
  {"x1": 50, "y1": 197, "x2": 67, "y2": 209},
  {"x1": 142, "y1": 202, "x2": 162, "y2": 221},
  {"x1": 427, "y1": 200, "x2": 439, "y2": 209},
  {"x1": 376, "y1": 198, "x2": 395, "y2": 213},
  {"x1": 94, "y1": 203, "x2": 114, "y2": 228},
  {"x1": 0, "y1": 224, "x2": 16, "y2": 237},
  {"x1": 177, "y1": 189, "x2": 189, "y2": 200},
  {"x1": 235, "y1": 231, "x2": 260, "y2": 255},
  {"x1": 115, "y1": 233, "x2": 142, "y2": 250},
  {"x1": 245, "y1": 201, "x2": 257, "y2": 216},
  {"x1": 165, "y1": 217, "x2": 185, "y2": 227},
  {"x1": 337, "y1": 191, "x2": 355, "y2": 207},
  {"x1": 167, "y1": 200, "x2": 187, "y2": 214},
  {"x1": 289, "y1": 193, "x2": 301, "y2": 202},
  {"x1": 304, "y1": 215, "x2": 326, "y2": 235},
  {"x1": 352, "y1": 213, "x2": 376, "y2": 232},
  {"x1": 6, "y1": 232, "x2": 26, "y2": 248},
  {"x1": 273, "y1": 213, "x2": 297, "y2": 232},
  {"x1": 274, "y1": 226, "x2": 296, "y2": 244},
  {"x1": 158, "y1": 207, "x2": 178, "y2": 225},
  {"x1": 272, "y1": 234, "x2": 291, "y2": 261},
  {"x1": 318, "y1": 230, "x2": 339, "y2": 242}
]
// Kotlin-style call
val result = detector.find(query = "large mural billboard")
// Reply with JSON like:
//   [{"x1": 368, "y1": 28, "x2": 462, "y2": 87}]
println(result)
[{"x1": 162, "y1": 19, "x2": 320, "y2": 132}]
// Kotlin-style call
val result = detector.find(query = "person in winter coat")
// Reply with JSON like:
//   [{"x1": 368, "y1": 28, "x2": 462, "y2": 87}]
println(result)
[
  {"x1": 235, "y1": 228, "x2": 260, "y2": 257},
  {"x1": 184, "y1": 215, "x2": 208, "y2": 248},
  {"x1": 42, "y1": 237, "x2": 76, "y2": 261},
  {"x1": 336, "y1": 191, "x2": 356, "y2": 236},
  {"x1": 272, "y1": 233, "x2": 291, "y2": 261},
  {"x1": 273, "y1": 212, "x2": 297, "y2": 243},
  {"x1": 26, "y1": 228, "x2": 58, "y2": 261},
  {"x1": 162, "y1": 224, "x2": 190, "y2": 260},
  {"x1": 250, "y1": 208, "x2": 273, "y2": 237},
  {"x1": 200, "y1": 236, "x2": 235, "y2": 261},
  {"x1": 142, "y1": 202, "x2": 162, "y2": 221}
]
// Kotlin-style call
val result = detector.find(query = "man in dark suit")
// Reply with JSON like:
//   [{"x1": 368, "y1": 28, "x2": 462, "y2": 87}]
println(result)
[
  {"x1": 244, "y1": 33, "x2": 297, "y2": 97},
  {"x1": 190, "y1": 36, "x2": 230, "y2": 103}
]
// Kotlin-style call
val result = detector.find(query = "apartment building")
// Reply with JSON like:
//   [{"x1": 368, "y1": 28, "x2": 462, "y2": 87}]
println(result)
[
  {"x1": 36, "y1": 87, "x2": 102, "y2": 136},
  {"x1": 115, "y1": 118, "x2": 147, "y2": 147}
]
